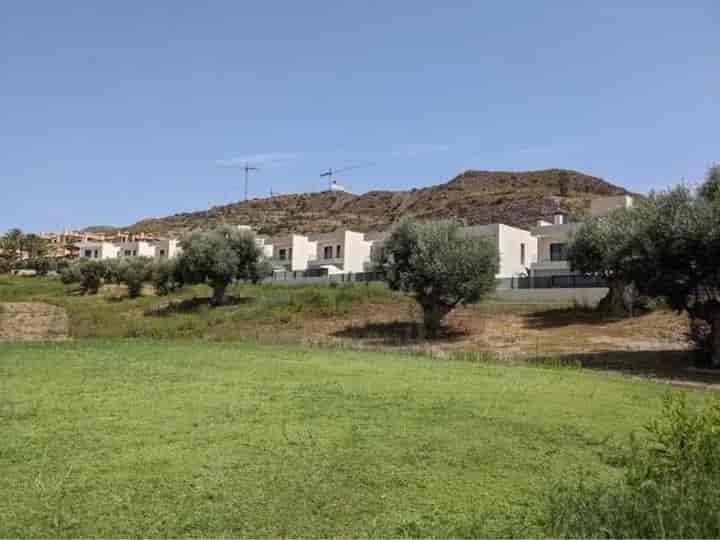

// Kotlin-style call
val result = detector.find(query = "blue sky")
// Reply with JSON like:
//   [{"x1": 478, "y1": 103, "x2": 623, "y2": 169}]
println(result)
[{"x1": 1, "y1": 1, "x2": 718, "y2": 232}]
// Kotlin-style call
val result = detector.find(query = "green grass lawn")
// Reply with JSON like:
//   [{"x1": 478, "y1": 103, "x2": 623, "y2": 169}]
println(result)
[{"x1": 0, "y1": 339, "x2": 705, "y2": 538}]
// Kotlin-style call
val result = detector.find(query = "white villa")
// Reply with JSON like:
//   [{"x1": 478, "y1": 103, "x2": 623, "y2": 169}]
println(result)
[
  {"x1": 529, "y1": 195, "x2": 633, "y2": 277},
  {"x1": 77, "y1": 239, "x2": 181, "y2": 260},
  {"x1": 76, "y1": 241, "x2": 121, "y2": 260},
  {"x1": 71, "y1": 194, "x2": 633, "y2": 283},
  {"x1": 465, "y1": 224, "x2": 537, "y2": 278}
]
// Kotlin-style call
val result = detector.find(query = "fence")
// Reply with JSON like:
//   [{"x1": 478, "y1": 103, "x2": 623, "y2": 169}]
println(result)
[
  {"x1": 496, "y1": 274, "x2": 607, "y2": 290},
  {"x1": 269, "y1": 270, "x2": 384, "y2": 284},
  {"x1": 268, "y1": 270, "x2": 606, "y2": 289}
]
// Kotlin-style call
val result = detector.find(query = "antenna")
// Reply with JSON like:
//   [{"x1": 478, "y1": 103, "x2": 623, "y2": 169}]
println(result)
[
  {"x1": 242, "y1": 163, "x2": 259, "y2": 201},
  {"x1": 320, "y1": 162, "x2": 375, "y2": 191}
]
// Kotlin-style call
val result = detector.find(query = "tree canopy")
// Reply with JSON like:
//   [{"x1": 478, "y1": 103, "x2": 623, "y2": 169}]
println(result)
[
  {"x1": 375, "y1": 218, "x2": 498, "y2": 337},
  {"x1": 176, "y1": 226, "x2": 266, "y2": 305}
]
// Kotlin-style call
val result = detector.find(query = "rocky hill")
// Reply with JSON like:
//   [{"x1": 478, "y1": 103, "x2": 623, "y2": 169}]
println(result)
[{"x1": 119, "y1": 169, "x2": 630, "y2": 237}]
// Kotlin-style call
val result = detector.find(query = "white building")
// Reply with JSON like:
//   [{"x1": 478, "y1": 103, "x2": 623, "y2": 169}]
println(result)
[
  {"x1": 464, "y1": 224, "x2": 538, "y2": 278},
  {"x1": 116, "y1": 241, "x2": 156, "y2": 258},
  {"x1": 269, "y1": 234, "x2": 318, "y2": 272},
  {"x1": 152, "y1": 239, "x2": 181, "y2": 259},
  {"x1": 308, "y1": 230, "x2": 374, "y2": 274},
  {"x1": 254, "y1": 236, "x2": 274, "y2": 259},
  {"x1": 76, "y1": 242, "x2": 120, "y2": 260},
  {"x1": 529, "y1": 195, "x2": 634, "y2": 277}
]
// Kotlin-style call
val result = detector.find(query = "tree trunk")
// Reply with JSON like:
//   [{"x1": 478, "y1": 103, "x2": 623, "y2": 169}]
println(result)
[
  {"x1": 709, "y1": 309, "x2": 720, "y2": 368},
  {"x1": 421, "y1": 303, "x2": 450, "y2": 339},
  {"x1": 211, "y1": 283, "x2": 228, "y2": 307},
  {"x1": 599, "y1": 279, "x2": 632, "y2": 315}
]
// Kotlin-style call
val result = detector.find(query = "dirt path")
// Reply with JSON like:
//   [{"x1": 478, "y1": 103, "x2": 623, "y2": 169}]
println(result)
[{"x1": 0, "y1": 302, "x2": 69, "y2": 341}]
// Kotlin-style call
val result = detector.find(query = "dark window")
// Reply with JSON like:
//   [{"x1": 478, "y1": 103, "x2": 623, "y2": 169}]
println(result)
[
  {"x1": 84, "y1": 250, "x2": 92, "y2": 258},
  {"x1": 278, "y1": 248, "x2": 287, "y2": 260},
  {"x1": 323, "y1": 246, "x2": 333, "y2": 259},
  {"x1": 520, "y1": 243, "x2": 526, "y2": 266},
  {"x1": 336, "y1": 244, "x2": 342, "y2": 258},
  {"x1": 159, "y1": 249, "x2": 166, "y2": 256},
  {"x1": 550, "y1": 243, "x2": 568, "y2": 261}
]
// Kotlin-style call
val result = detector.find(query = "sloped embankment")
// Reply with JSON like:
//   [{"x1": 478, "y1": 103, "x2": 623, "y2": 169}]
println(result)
[{"x1": 0, "y1": 302, "x2": 69, "y2": 341}]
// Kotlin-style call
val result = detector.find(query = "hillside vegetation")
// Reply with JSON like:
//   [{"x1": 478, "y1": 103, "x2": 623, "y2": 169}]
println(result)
[{"x1": 110, "y1": 169, "x2": 630, "y2": 237}]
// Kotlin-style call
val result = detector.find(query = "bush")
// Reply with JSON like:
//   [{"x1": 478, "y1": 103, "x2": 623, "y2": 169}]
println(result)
[
  {"x1": 0, "y1": 257, "x2": 12, "y2": 275},
  {"x1": 150, "y1": 258, "x2": 182, "y2": 296},
  {"x1": 116, "y1": 257, "x2": 153, "y2": 298},
  {"x1": 60, "y1": 262, "x2": 83, "y2": 285},
  {"x1": 15, "y1": 257, "x2": 57, "y2": 276},
  {"x1": 78, "y1": 260, "x2": 106, "y2": 294},
  {"x1": 544, "y1": 393, "x2": 720, "y2": 538},
  {"x1": 102, "y1": 258, "x2": 125, "y2": 285}
]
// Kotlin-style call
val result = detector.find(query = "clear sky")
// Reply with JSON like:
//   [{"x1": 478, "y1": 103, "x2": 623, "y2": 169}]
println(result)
[{"x1": 1, "y1": 1, "x2": 718, "y2": 233}]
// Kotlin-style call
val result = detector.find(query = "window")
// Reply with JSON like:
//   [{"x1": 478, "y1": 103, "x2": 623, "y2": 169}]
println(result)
[
  {"x1": 93, "y1": 250, "x2": 99, "y2": 258},
  {"x1": 278, "y1": 248, "x2": 287, "y2": 260},
  {"x1": 336, "y1": 244, "x2": 342, "y2": 258},
  {"x1": 323, "y1": 246, "x2": 333, "y2": 259},
  {"x1": 159, "y1": 249, "x2": 166, "y2": 257},
  {"x1": 132, "y1": 250, "x2": 137, "y2": 256},
  {"x1": 124, "y1": 250, "x2": 132, "y2": 256},
  {"x1": 84, "y1": 250, "x2": 92, "y2": 258},
  {"x1": 550, "y1": 243, "x2": 568, "y2": 261},
  {"x1": 520, "y1": 243, "x2": 526, "y2": 266}
]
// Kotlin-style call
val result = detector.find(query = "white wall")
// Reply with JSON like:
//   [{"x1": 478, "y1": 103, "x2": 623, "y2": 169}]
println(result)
[
  {"x1": 463, "y1": 224, "x2": 537, "y2": 278},
  {"x1": 590, "y1": 195, "x2": 633, "y2": 217},
  {"x1": 309, "y1": 230, "x2": 373, "y2": 273},
  {"x1": 271, "y1": 234, "x2": 317, "y2": 271},
  {"x1": 76, "y1": 242, "x2": 120, "y2": 260},
  {"x1": 116, "y1": 241, "x2": 156, "y2": 258},
  {"x1": 497, "y1": 225, "x2": 537, "y2": 277},
  {"x1": 153, "y1": 239, "x2": 181, "y2": 259},
  {"x1": 291, "y1": 235, "x2": 317, "y2": 271},
  {"x1": 343, "y1": 231, "x2": 372, "y2": 273}
]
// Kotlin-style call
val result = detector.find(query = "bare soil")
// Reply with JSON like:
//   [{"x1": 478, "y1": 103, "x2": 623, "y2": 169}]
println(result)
[{"x1": 0, "y1": 302, "x2": 69, "y2": 341}]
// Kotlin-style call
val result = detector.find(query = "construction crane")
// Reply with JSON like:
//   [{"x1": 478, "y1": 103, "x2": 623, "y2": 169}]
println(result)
[{"x1": 320, "y1": 162, "x2": 374, "y2": 191}]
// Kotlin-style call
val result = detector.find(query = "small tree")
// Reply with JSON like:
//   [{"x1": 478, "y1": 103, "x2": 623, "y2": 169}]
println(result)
[
  {"x1": 0, "y1": 228, "x2": 24, "y2": 269},
  {"x1": 78, "y1": 260, "x2": 106, "y2": 294},
  {"x1": 176, "y1": 226, "x2": 264, "y2": 305},
  {"x1": 22, "y1": 234, "x2": 48, "y2": 258},
  {"x1": 60, "y1": 261, "x2": 83, "y2": 285},
  {"x1": 568, "y1": 208, "x2": 641, "y2": 314},
  {"x1": 375, "y1": 218, "x2": 498, "y2": 337},
  {"x1": 150, "y1": 258, "x2": 182, "y2": 296},
  {"x1": 116, "y1": 257, "x2": 153, "y2": 298}
]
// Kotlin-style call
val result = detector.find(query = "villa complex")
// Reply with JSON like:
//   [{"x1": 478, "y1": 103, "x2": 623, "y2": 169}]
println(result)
[{"x1": 38, "y1": 194, "x2": 633, "y2": 280}]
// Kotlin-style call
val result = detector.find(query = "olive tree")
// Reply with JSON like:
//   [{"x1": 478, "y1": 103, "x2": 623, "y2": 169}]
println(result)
[
  {"x1": 568, "y1": 208, "x2": 641, "y2": 314},
  {"x1": 116, "y1": 257, "x2": 153, "y2": 298},
  {"x1": 629, "y1": 171, "x2": 720, "y2": 366},
  {"x1": 78, "y1": 260, "x2": 106, "y2": 294},
  {"x1": 150, "y1": 258, "x2": 182, "y2": 296},
  {"x1": 176, "y1": 226, "x2": 265, "y2": 306},
  {"x1": 375, "y1": 218, "x2": 498, "y2": 337},
  {"x1": 0, "y1": 228, "x2": 24, "y2": 270}
]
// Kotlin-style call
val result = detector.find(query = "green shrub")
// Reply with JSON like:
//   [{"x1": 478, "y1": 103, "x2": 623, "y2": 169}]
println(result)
[
  {"x1": 79, "y1": 260, "x2": 106, "y2": 294},
  {"x1": 151, "y1": 258, "x2": 182, "y2": 296},
  {"x1": 102, "y1": 258, "x2": 124, "y2": 285},
  {"x1": 116, "y1": 257, "x2": 153, "y2": 298},
  {"x1": 544, "y1": 393, "x2": 720, "y2": 538},
  {"x1": 60, "y1": 262, "x2": 83, "y2": 285}
]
